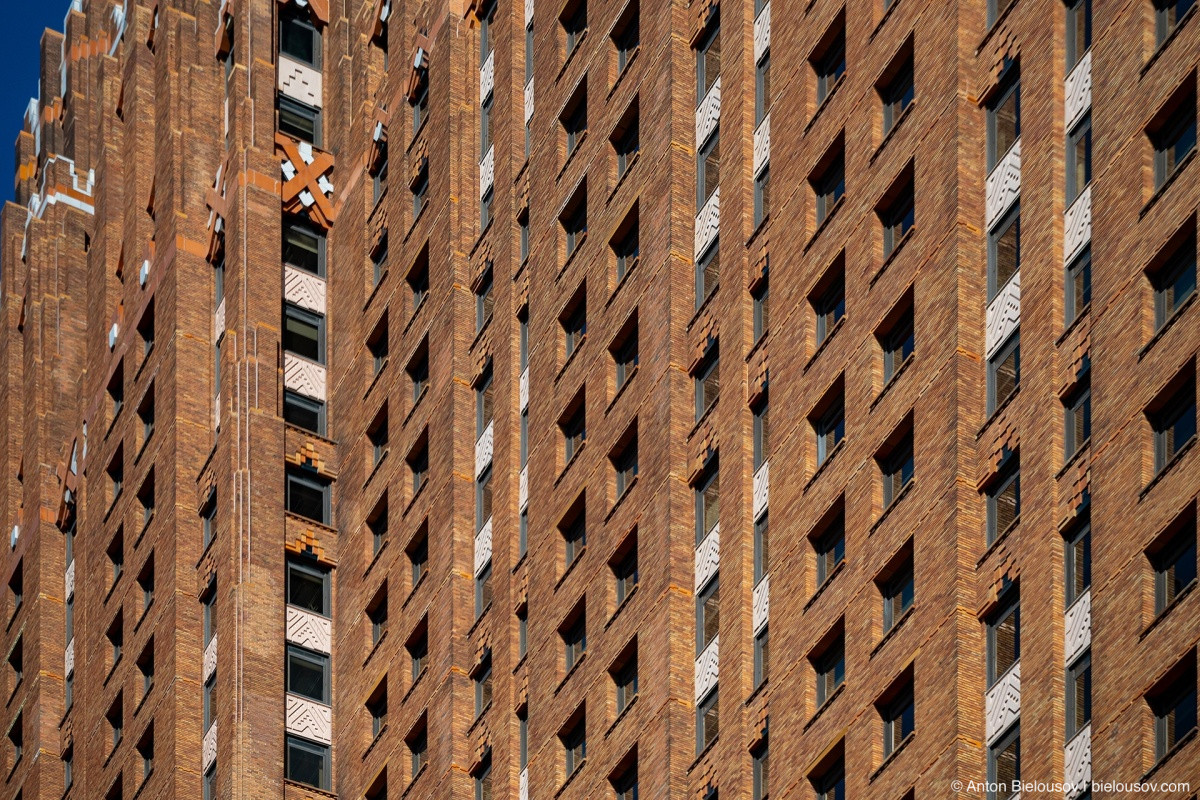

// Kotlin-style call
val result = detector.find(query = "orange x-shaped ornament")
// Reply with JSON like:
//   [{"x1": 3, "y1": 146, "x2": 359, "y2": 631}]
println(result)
[{"x1": 277, "y1": 132, "x2": 338, "y2": 229}]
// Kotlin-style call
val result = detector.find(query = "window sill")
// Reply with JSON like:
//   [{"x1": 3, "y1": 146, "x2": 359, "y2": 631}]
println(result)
[
  {"x1": 870, "y1": 100, "x2": 915, "y2": 164},
  {"x1": 605, "y1": 584, "x2": 639, "y2": 630},
  {"x1": 804, "y1": 439, "x2": 846, "y2": 493},
  {"x1": 1141, "y1": 435, "x2": 1197, "y2": 500},
  {"x1": 282, "y1": 781, "x2": 335, "y2": 799},
  {"x1": 804, "y1": 196, "x2": 845, "y2": 253},
  {"x1": 558, "y1": 230, "x2": 588, "y2": 280},
  {"x1": 869, "y1": 0, "x2": 906, "y2": 41},
  {"x1": 557, "y1": 132, "x2": 589, "y2": 183},
  {"x1": 404, "y1": 385, "x2": 430, "y2": 427},
  {"x1": 555, "y1": 334, "x2": 588, "y2": 384},
  {"x1": 1141, "y1": 578, "x2": 1197, "y2": 640},
  {"x1": 555, "y1": 652, "x2": 587, "y2": 695},
  {"x1": 746, "y1": 330, "x2": 769, "y2": 363},
  {"x1": 403, "y1": 478, "x2": 429, "y2": 517},
  {"x1": 745, "y1": 676, "x2": 769, "y2": 707},
  {"x1": 556, "y1": 759, "x2": 588, "y2": 797},
  {"x1": 402, "y1": 763, "x2": 429, "y2": 797},
  {"x1": 468, "y1": 602, "x2": 492, "y2": 636},
  {"x1": 555, "y1": 441, "x2": 587, "y2": 487},
  {"x1": 870, "y1": 479, "x2": 915, "y2": 535},
  {"x1": 1139, "y1": 291, "x2": 1197, "y2": 361},
  {"x1": 689, "y1": 279, "x2": 721, "y2": 330},
  {"x1": 871, "y1": 603, "x2": 915, "y2": 658},
  {"x1": 688, "y1": 734, "x2": 720, "y2": 772},
  {"x1": 402, "y1": 666, "x2": 429, "y2": 704},
  {"x1": 805, "y1": 76, "x2": 846, "y2": 135},
  {"x1": 1141, "y1": 5, "x2": 1197, "y2": 77},
  {"x1": 606, "y1": 151, "x2": 640, "y2": 205},
  {"x1": 607, "y1": 47, "x2": 640, "y2": 100},
  {"x1": 364, "y1": 538, "x2": 389, "y2": 579},
  {"x1": 870, "y1": 227, "x2": 915, "y2": 287},
  {"x1": 605, "y1": 694, "x2": 639, "y2": 738},
  {"x1": 977, "y1": 386, "x2": 1021, "y2": 440},
  {"x1": 872, "y1": 354, "x2": 915, "y2": 411},
  {"x1": 364, "y1": 357, "x2": 389, "y2": 399},
  {"x1": 1141, "y1": 727, "x2": 1198, "y2": 783},
  {"x1": 555, "y1": 546, "x2": 588, "y2": 590},
  {"x1": 1140, "y1": 147, "x2": 1197, "y2": 220},
  {"x1": 804, "y1": 559, "x2": 846, "y2": 612},
  {"x1": 975, "y1": 0, "x2": 1019, "y2": 54},
  {"x1": 1056, "y1": 302, "x2": 1091, "y2": 346},
  {"x1": 870, "y1": 733, "x2": 915, "y2": 782},
  {"x1": 363, "y1": 450, "x2": 390, "y2": 491},
  {"x1": 605, "y1": 476, "x2": 638, "y2": 522},
  {"x1": 467, "y1": 702, "x2": 492, "y2": 734},
  {"x1": 1056, "y1": 439, "x2": 1091, "y2": 479},
  {"x1": 363, "y1": 629, "x2": 388, "y2": 668},
  {"x1": 556, "y1": 31, "x2": 589, "y2": 84},
  {"x1": 804, "y1": 316, "x2": 846, "y2": 373},
  {"x1": 804, "y1": 682, "x2": 846, "y2": 731},
  {"x1": 688, "y1": 400, "x2": 719, "y2": 441},
  {"x1": 470, "y1": 314, "x2": 494, "y2": 352},
  {"x1": 401, "y1": 292, "x2": 429, "y2": 339},
  {"x1": 976, "y1": 516, "x2": 1020, "y2": 568},
  {"x1": 363, "y1": 722, "x2": 388, "y2": 760},
  {"x1": 606, "y1": 366, "x2": 639, "y2": 414}
]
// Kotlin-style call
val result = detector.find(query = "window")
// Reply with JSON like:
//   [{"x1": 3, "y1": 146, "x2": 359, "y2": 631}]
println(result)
[
  {"x1": 880, "y1": 173, "x2": 915, "y2": 258},
  {"x1": 411, "y1": 69, "x2": 429, "y2": 131},
  {"x1": 138, "y1": 302, "x2": 154, "y2": 355},
  {"x1": 696, "y1": 576, "x2": 719, "y2": 653},
  {"x1": 881, "y1": 683, "x2": 915, "y2": 757},
  {"x1": 411, "y1": 166, "x2": 428, "y2": 218},
  {"x1": 204, "y1": 766, "x2": 217, "y2": 800},
  {"x1": 813, "y1": 266, "x2": 845, "y2": 345},
  {"x1": 613, "y1": 543, "x2": 638, "y2": 605},
  {"x1": 986, "y1": 455, "x2": 1021, "y2": 543},
  {"x1": 562, "y1": 714, "x2": 587, "y2": 776},
  {"x1": 372, "y1": 142, "x2": 389, "y2": 205},
  {"x1": 987, "y1": 332, "x2": 1020, "y2": 415},
  {"x1": 408, "y1": 438, "x2": 429, "y2": 494},
  {"x1": 814, "y1": 509, "x2": 845, "y2": 586},
  {"x1": 694, "y1": 345, "x2": 719, "y2": 421},
  {"x1": 697, "y1": 132, "x2": 720, "y2": 210},
  {"x1": 478, "y1": 0, "x2": 496, "y2": 59},
  {"x1": 755, "y1": 52, "x2": 771, "y2": 125},
  {"x1": 409, "y1": 528, "x2": 429, "y2": 585},
  {"x1": 881, "y1": 552, "x2": 914, "y2": 633},
  {"x1": 986, "y1": 70, "x2": 1020, "y2": 171},
  {"x1": 1066, "y1": 114, "x2": 1092, "y2": 204},
  {"x1": 203, "y1": 671, "x2": 215, "y2": 730},
  {"x1": 203, "y1": 583, "x2": 217, "y2": 646},
  {"x1": 474, "y1": 268, "x2": 494, "y2": 332},
  {"x1": 753, "y1": 398, "x2": 770, "y2": 470},
  {"x1": 518, "y1": 607, "x2": 528, "y2": 658},
  {"x1": 814, "y1": 632, "x2": 845, "y2": 706},
  {"x1": 1151, "y1": 86, "x2": 1196, "y2": 189},
  {"x1": 481, "y1": 188, "x2": 493, "y2": 230},
  {"x1": 881, "y1": 306, "x2": 914, "y2": 384},
  {"x1": 612, "y1": 759, "x2": 638, "y2": 800},
  {"x1": 561, "y1": 397, "x2": 586, "y2": 464},
  {"x1": 284, "y1": 392, "x2": 325, "y2": 435},
  {"x1": 64, "y1": 746, "x2": 73, "y2": 791},
  {"x1": 813, "y1": 390, "x2": 845, "y2": 466},
  {"x1": 283, "y1": 217, "x2": 325, "y2": 276},
  {"x1": 562, "y1": 503, "x2": 587, "y2": 566},
  {"x1": 562, "y1": 614, "x2": 586, "y2": 671},
  {"x1": 138, "y1": 724, "x2": 154, "y2": 779},
  {"x1": 139, "y1": 473, "x2": 155, "y2": 526},
  {"x1": 812, "y1": 149, "x2": 845, "y2": 226},
  {"x1": 1065, "y1": 247, "x2": 1092, "y2": 325},
  {"x1": 988, "y1": 205, "x2": 1020, "y2": 301},
  {"x1": 137, "y1": 389, "x2": 155, "y2": 444},
  {"x1": 1156, "y1": 0, "x2": 1197, "y2": 46},
  {"x1": 754, "y1": 167, "x2": 770, "y2": 227},
  {"x1": 287, "y1": 560, "x2": 330, "y2": 617},
  {"x1": 613, "y1": 432, "x2": 638, "y2": 497},
  {"x1": 476, "y1": 368, "x2": 493, "y2": 441},
  {"x1": 562, "y1": 0, "x2": 587, "y2": 57},
  {"x1": 695, "y1": 462, "x2": 719, "y2": 543},
  {"x1": 1150, "y1": 655, "x2": 1198, "y2": 761},
  {"x1": 1064, "y1": 521, "x2": 1091, "y2": 608},
  {"x1": 368, "y1": 684, "x2": 387, "y2": 738},
  {"x1": 474, "y1": 755, "x2": 493, "y2": 800},
  {"x1": 138, "y1": 559, "x2": 154, "y2": 612},
  {"x1": 1151, "y1": 375, "x2": 1196, "y2": 472},
  {"x1": 612, "y1": 317, "x2": 639, "y2": 389},
  {"x1": 108, "y1": 452, "x2": 124, "y2": 503},
  {"x1": 108, "y1": 613, "x2": 123, "y2": 665},
  {"x1": 278, "y1": 95, "x2": 321, "y2": 145},
  {"x1": 987, "y1": 725, "x2": 1020, "y2": 800},
  {"x1": 409, "y1": 722, "x2": 428, "y2": 776},
  {"x1": 1065, "y1": 0, "x2": 1091, "y2": 71},
  {"x1": 1066, "y1": 651, "x2": 1091, "y2": 739},
  {"x1": 108, "y1": 530, "x2": 124, "y2": 582},
  {"x1": 563, "y1": 191, "x2": 588, "y2": 258},
  {"x1": 754, "y1": 626, "x2": 769, "y2": 687},
  {"x1": 519, "y1": 213, "x2": 530, "y2": 264},
  {"x1": 109, "y1": 365, "x2": 124, "y2": 418},
  {"x1": 695, "y1": 19, "x2": 720, "y2": 104},
  {"x1": 696, "y1": 689, "x2": 718, "y2": 752},
  {"x1": 474, "y1": 653, "x2": 493, "y2": 717},
  {"x1": 562, "y1": 290, "x2": 586, "y2": 358},
  {"x1": 475, "y1": 561, "x2": 493, "y2": 618},
  {"x1": 1152, "y1": 515, "x2": 1197, "y2": 614},
  {"x1": 283, "y1": 304, "x2": 324, "y2": 363},
  {"x1": 754, "y1": 513, "x2": 769, "y2": 584},
  {"x1": 476, "y1": 467, "x2": 493, "y2": 532},
  {"x1": 613, "y1": 108, "x2": 639, "y2": 177},
  {"x1": 880, "y1": 428, "x2": 914, "y2": 509},
  {"x1": 368, "y1": 585, "x2": 387, "y2": 645},
  {"x1": 480, "y1": 94, "x2": 493, "y2": 158},
  {"x1": 368, "y1": 408, "x2": 389, "y2": 466},
  {"x1": 285, "y1": 469, "x2": 330, "y2": 525},
  {"x1": 812, "y1": 23, "x2": 845, "y2": 105},
  {"x1": 811, "y1": 754, "x2": 845, "y2": 800},
  {"x1": 613, "y1": 1, "x2": 639, "y2": 72},
  {"x1": 7, "y1": 638, "x2": 20, "y2": 686},
  {"x1": 695, "y1": 240, "x2": 719, "y2": 307},
  {"x1": 286, "y1": 735, "x2": 330, "y2": 790},
  {"x1": 1064, "y1": 377, "x2": 1091, "y2": 461},
  {"x1": 613, "y1": 648, "x2": 638, "y2": 713},
  {"x1": 562, "y1": 86, "x2": 587, "y2": 156},
  {"x1": 368, "y1": 317, "x2": 388, "y2": 377},
  {"x1": 880, "y1": 49, "x2": 914, "y2": 135},
  {"x1": 407, "y1": 623, "x2": 427, "y2": 678},
  {"x1": 752, "y1": 739, "x2": 769, "y2": 800},
  {"x1": 286, "y1": 644, "x2": 330, "y2": 703},
  {"x1": 279, "y1": 4, "x2": 320, "y2": 67},
  {"x1": 986, "y1": 588, "x2": 1020, "y2": 686},
  {"x1": 752, "y1": 273, "x2": 769, "y2": 343},
  {"x1": 1151, "y1": 233, "x2": 1196, "y2": 329}
]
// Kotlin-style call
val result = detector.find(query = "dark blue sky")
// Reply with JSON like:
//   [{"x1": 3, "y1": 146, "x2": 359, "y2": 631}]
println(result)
[{"x1": 1, "y1": 3, "x2": 69, "y2": 205}]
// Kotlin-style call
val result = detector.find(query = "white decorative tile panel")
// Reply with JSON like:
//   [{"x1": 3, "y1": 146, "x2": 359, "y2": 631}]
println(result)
[
  {"x1": 753, "y1": 114, "x2": 770, "y2": 178},
  {"x1": 286, "y1": 605, "x2": 332, "y2": 654},
  {"x1": 203, "y1": 633, "x2": 218, "y2": 682},
  {"x1": 1063, "y1": 185, "x2": 1091, "y2": 267},
  {"x1": 985, "y1": 661, "x2": 1021, "y2": 745},
  {"x1": 520, "y1": 367, "x2": 529, "y2": 411},
  {"x1": 519, "y1": 466, "x2": 528, "y2": 510},
  {"x1": 1064, "y1": 589, "x2": 1091, "y2": 668},
  {"x1": 64, "y1": 637, "x2": 74, "y2": 677},
  {"x1": 278, "y1": 55, "x2": 323, "y2": 108},
  {"x1": 524, "y1": 78, "x2": 534, "y2": 125},
  {"x1": 753, "y1": 461, "x2": 769, "y2": 521},
  {"x1": 475, "y1": 420, "x2": 494, "y2": 478},
  {"x1": 753, "y1": 1, "x2": 770, "y2": 63},
  {"x1": 65, "y1": 560, "x2": 75, "y2": 600},
  {"x1": 284, "y1": 266, "x2": 326, "y2": 315},
  {"x1": 695, "y1": 76, "x2": 721, "y2": 147},
  {"x1": 519, "y1": 767, "x2": 529, "y2": 800},
  {"x1": 694, "y1": 522, "x2": 719, "y2": 593},
  {"x1": 985, "y1": 271, "x2": 1020, "y2": 359},
  {"x1": 694, "y1": 634, "x2": 719, "y2": 705},
  {"x1": 480, "y1": 144, "x2": 495, "y2": 199},
  {"x1": 286, "y1": 694, "x2": 332, "y2": 745},
  {"x1": 480, "y1": 49, "x2": 495, "y2": 103},
  {"x1": 1064, "y1": 51, "x2": 1091, "y2": 133},
  {"x1": 524, "y1": 0, "x2": 533, "y2": 27},
  {"x1": 203, "y1": 721, "x2": 217, "y2": 770},
  {"x1": 752, "y1": 574, "x2": 769, "y2": 634},
  {"x1": 694, "y1": 186, "x2": 720, "y2": 261},
  {"x1": 985, "y1": 138, "x2": 1021, "y2": 231},
  {"x1": 283, "y1": 353, "x2": 327, "y2": 402},
  {"x1": 474, "y1": 517, "x2": 493, "y2": 577},
  {"x1": 1064, "y1": 724, "x2": 1091, "y2": 798},
  {"x1": 214, "y1": 298, "x2": 226, "y2": 343}
]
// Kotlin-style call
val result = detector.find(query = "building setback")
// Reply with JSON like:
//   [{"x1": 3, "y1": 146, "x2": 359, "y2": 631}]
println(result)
[{"x1": 1, "y1": 0, "x2": 1199, "y2": 798}]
